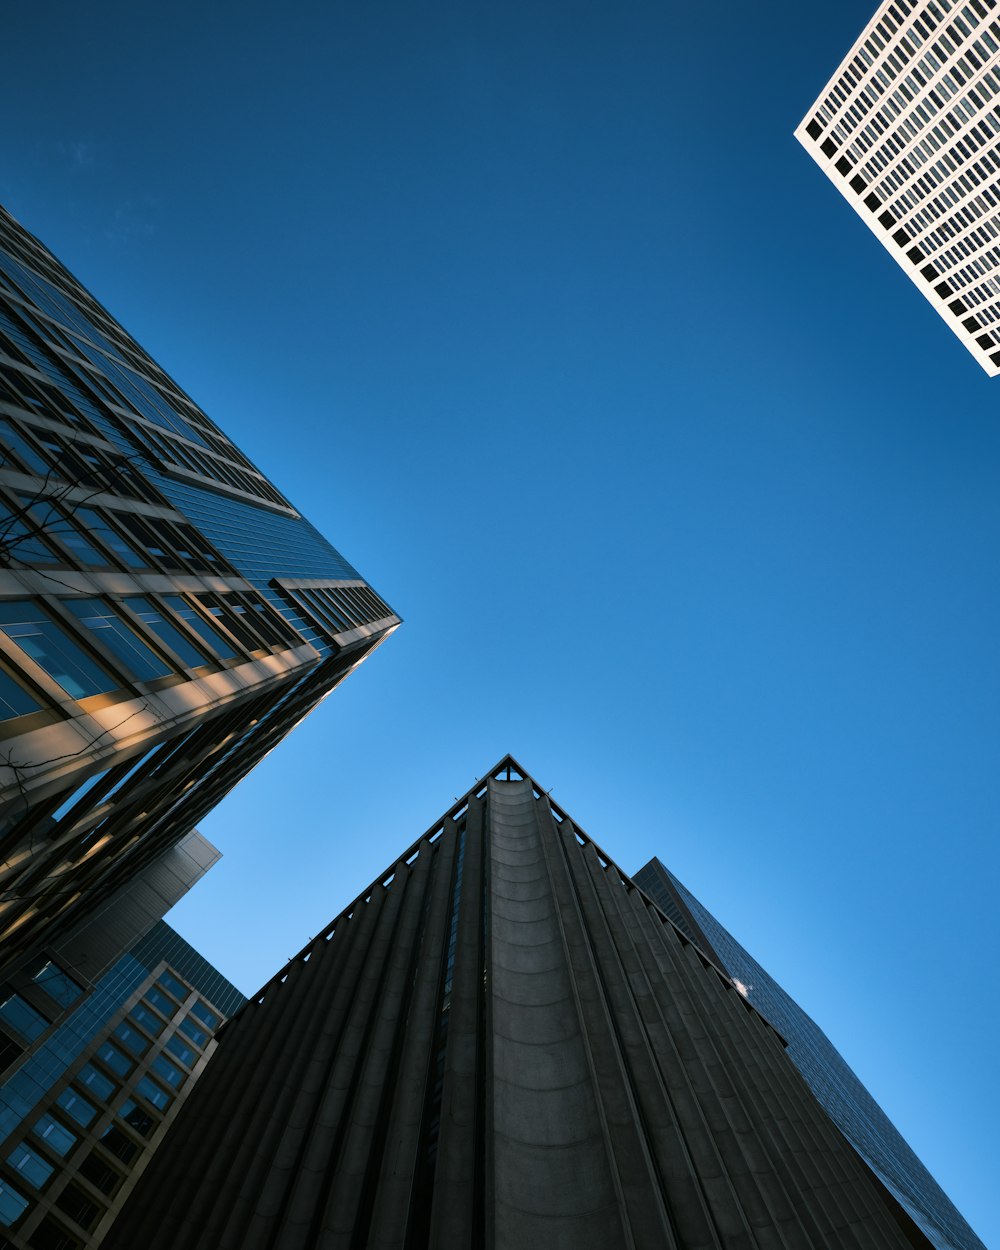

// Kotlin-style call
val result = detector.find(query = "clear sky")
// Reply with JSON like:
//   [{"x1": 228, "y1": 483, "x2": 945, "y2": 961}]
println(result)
[{"x1": 5, "y1": 1, "x2": 998, "y2": 1243}]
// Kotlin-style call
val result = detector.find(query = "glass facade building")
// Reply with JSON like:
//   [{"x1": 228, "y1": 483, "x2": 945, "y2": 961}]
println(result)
[
  {"x1": 0, "y1": 202, "x2": 400, "y2": 984},
  {"x1": 634, "y1": 856, "x2": 985, "y2": 1250},
  {"x1": 0, "y1": 919, "x2": 243, "y2": 1249}
]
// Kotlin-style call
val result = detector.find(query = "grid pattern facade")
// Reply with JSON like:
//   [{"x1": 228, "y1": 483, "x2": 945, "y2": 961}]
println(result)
[
  {"x1": 0, "y1": 202, "x2": 400, "y2": 983},
  {"x1": 634, "y1": 858, "x2": 985, "y2": 1250},
  {"x1": 104, "y1": 759, "x2": 925, "y2": 1250},
  {"x1": 0, "y1": 921, "x2": 244, "y2": 1249},
  {"x1": 795, "y1": 0, "x2": 1000, "y2": 375}
]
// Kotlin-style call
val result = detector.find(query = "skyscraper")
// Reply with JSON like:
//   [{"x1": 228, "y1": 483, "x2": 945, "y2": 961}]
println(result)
[
  {"x1": 0, "y1": 918, "x2": 244, "y2": 1249},
  {"x1": 634, "y1": 857, "x2": 985, "y2": 1250},
  {"x1": 0, "y1": 203, "x2": 400, "y2": 983},
  {"x1": 103, "y1": 757, "x2": 963, "y2": 1250},
  {"x1": 795, "y1": 0, "x2": 1000, "y2": 375}
]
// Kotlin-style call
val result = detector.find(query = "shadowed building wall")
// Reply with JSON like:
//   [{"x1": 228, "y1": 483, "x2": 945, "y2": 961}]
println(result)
[{"x1": 103, "y1": 759, "x2": 933, "y2": 1250}]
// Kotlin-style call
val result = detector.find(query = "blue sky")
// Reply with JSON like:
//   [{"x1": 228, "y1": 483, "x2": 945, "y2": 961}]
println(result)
[{"x1": 5, "y1": 1, "x2": 998, "y2": 1242}]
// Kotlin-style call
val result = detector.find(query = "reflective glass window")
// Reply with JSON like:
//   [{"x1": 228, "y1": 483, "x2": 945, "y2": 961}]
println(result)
[
  {"x1": 189, "y1": 1001, "x2": 219, "y2": 1030},
  {"x1": 56, "y1": 1088, "x2": 96, "y2": 1128},
  {"x1": 161, "y1": 595, "x2": 238, "y2": 660},
  {"x1": 32, "y1": 962, "x2": 82, "y2": 1008},
  {"x1": 75, "y1": 508, "x2": 147, "y2": 569},
  {"x1": 31, "y1": 1114, "x2": 76, "y2": 1157},
  {"x1": 0, "y1": 995, "x2": 48, "y2": 1042},
  {"x1": 164, "y1": 1034, "x2": 197, "y2": 1067},
  {"x1": 98, "y1": 1124, "x2": 138, "y2": 1164},
  {"x1": 0, "y1": 664, "x2": 42, "y2": 720},
  {"x1": 95, "y1": 1041, "x2": 131, "y2": 1078},
  {"x1": 118, "y1": 1098, "x2": 154, "y2": 1138},
  {"x1": 136, "y1": 1075, "x2": 170, "y2": 1110},
  {"x1": 0, "y1": 1180, "x2": 28, "y2": 1227},
  {"x1": 178, "y1": 1016, "x2": 208, "y2": 1047},
  {"x1": 113, "y1": 1022, "x2": 148, "y2": 1057},
  {"x1": 144, "y1": 986, "x2": 175, "y2": 1018},
  {"x1": 0, "y1": 601, "x2": 116, "y2": 699},
  {"x1": 124, "y1": 597, "x2": 211, "y2": 669},
  {"x1": 76, "y1": 1063, "x2": 115, "y2": 1103},
  {"x1": 8, "y1": 1142, "x2": 53, "y2": 1189},
  {"x1": 157, "y1": 971, "x2": 188, "y2": 1002},
  {"x1": 64, "y1": 599, "x2": 170, "y2": 682},
  {"x1": 129, "y1": 1003, "x2": 163, "y2": 1037},
  {"x1": 150, "y1": 1053, "x2": 183, "y2": 1088}
]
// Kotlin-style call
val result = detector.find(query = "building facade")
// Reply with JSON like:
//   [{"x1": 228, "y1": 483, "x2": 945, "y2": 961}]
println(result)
[
  {"x1": 633, "y1": 858, "x2": 985, "y2": 1250},
  {"x1": 104, "y1": 758, "x2": 947, "y2": 1250},
  {"x1": 0, "y1": 918, "x2": 243, "y2": 1250},
  {"x1": 795, "y1": 0, "x2": 1000, "y2": 375},
  {"x1": 0, "y1": 202, "x2": 400, "y2": 984}
]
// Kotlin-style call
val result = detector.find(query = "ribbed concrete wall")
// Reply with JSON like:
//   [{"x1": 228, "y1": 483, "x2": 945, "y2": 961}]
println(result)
[{"x1": 104, "y1": 771, "x2": 923, "y2": 1250}]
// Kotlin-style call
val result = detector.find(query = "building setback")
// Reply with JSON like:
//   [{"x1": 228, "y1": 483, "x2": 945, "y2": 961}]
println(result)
[
  {"x1": 0, "y1": 203, "x2": 399, "y2": 985},
  {"x1": 795, "y1": 0, "x2": 1000, "y2": 376},
  {"x1": 105, "y1": 758, "x2": 942, "y2": 1250},
  {"x1": 634, "y1": 858, "x2": 985, "y2": 1250}
]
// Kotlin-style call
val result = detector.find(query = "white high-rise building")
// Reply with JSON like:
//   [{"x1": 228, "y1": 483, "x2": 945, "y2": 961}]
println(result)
[{"x1": 796, "y1": 0, "x2": 1000, "y2": 376}]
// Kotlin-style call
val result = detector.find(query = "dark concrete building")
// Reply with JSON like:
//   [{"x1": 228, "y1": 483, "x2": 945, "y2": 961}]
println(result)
[
  {"x1": 634, "y1": 857, "x2": 985, "y2": 1250},
  {"x1": 104, "y1": 758, "x2": 946, "y2": 1250},
  {"x1": 0, "y1": 203, "x2": 399, "y2": 985}
]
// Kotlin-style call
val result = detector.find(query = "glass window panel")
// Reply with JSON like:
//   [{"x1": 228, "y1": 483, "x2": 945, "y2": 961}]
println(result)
[
  {"x1": 0, "y1": 664, "x2": 42, "y2": 720},
  {"x1": 98, "y1": 1124, "x2": 138, "y2": 1164},
  {"x1": 144, "y1": 986, "x2": 175, "y2": 1018},
  {"x1": 164, "y1": 1034, "x2": 197, "y2": 1067},
  {"x1": 123, "y1": 597, "x2": 211, "y2": 669},
  {"x1": 0, "y1": 601, "x2": 116, "y2": 699},
  {"x1": 113, "y1": 1022, "x2": 148, "y2": 1057},
  {"x1": 8, "y1": 1142, "x2": 54, "y2": 1189},
  {"x1": 156, "y1": 971, "x2": 188, "y2": 1002},
  {"x1": 117, "y1": 1098, "x2": 154, "y2": 1138},
  {"x1": 95, "y1": 1041, "x2": 131, "y2": 1078},
  {"x1": 189, "y1": 1001, "x2": 219, "y2": 1029},
  {"x1": 0, "y1": 1180, "x2": 28, "y2": 1227},
  {"x1": 177, "y1": 1016, "x2": 208, "y2": 1047},
  {"x1": 161, "y1": 596, "x2": 238, "y2": 660},
  {"x1": 75, "y1": 508, "x2": 148, "y2": 569},
  {"x1": 76, "y1": 1063, "x2": 115, "y2": 1103},
  {"x1": 64, "y1": 599, "x2": 170, "y2": 682},
  {"x1": 135, "y1": 1075, "x2": 170, "y2": 1110},
  {"x1": 31, "y1": 1114, "x2": 76, "y2": 1157},
  {"x1": 32, "y1": 962, "x2": 82, "y2": 1008},
  {"x1": 0, "y1": 995, "x2": 48, "y2": 1042},
  {"x1": 0, "y1": 418, "x2": 50, "y2": 474},
  {"x1": 150, "y1": 1054, "x2": 183, "y2": 1088},
  {"x1": 129, "y1": 1004, "x2": 163, "y2": 1037},
  {"x1": 49, "y1": 770, "x2": 110, "y2": 823},
  {"x1": 56, "y1": 1088, "x2": 95, "y2": 1128},
  {"x1": 0, "y1": 502, "x2": 60, "y2": 566}
]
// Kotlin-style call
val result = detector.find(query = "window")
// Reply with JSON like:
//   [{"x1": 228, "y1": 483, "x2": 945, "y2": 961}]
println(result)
[
  {"x1": 164, "y1": 1034, "x2": 197, "y2": 1067},
  {"x1": 8, "y1": 1142, "x2": 54, "y2": 1189},
  {"x1": 98, "y1": 1125, "x2": 138, "y2": 1164},
  {"x1": 94, "y1": 1041, "x2": 131, "y2": 1079},
  {"x1": 144, "y1": 986, "x2": 175, "y2": 1018},
  {"x1": 55, "y1": 1182, "x2": 101, "y2": 1231},
  {"x1": 75, "y1": 1063, "x2": 115, "y2": 1103},
  {"x1": 78, "y1": 1152, "x2": 122, "y2": 1196},
  {"x1": 48, "y1": 770, "x2": 111, "y2": 824},
  {"x1": 55, "y1": 1088, "x2": 96, "y2": 1128},
  {"x1": 0, "y1": 1179, "x2": 28, "y2": 1227},
  {"x1": 189, "y1": 1000, "x2": 219, "y2": 1030},
  {"x1": 177, "y1": 1016, "x2": 209, "y2": 1047},
  {"x1": 25, "y1": 1214, "x2": 83, "y2": 1249},
  {"x1": 136, "y1": 1075, "x2": 171, "y2": 1110},
  {"x1": 32, "y1": 962, "x2": 82, "y2": 1008},
  {"x1": 117, "y1": 1098, "x2": 154, "y2": 1138},
  {"x1": 161, "y1": 595, "x2": 238, "y2": 660},
  {"x1": 31, "y1": 1113, "x2": 76, "y2": 1157},
  {"x1": 113, "y1": 1022, "x2": 148, "y2": 1057},
  {"x1": 123, "y1": 597, "x2": 211, "y2": 669},
  {"x1": 156, "y1": 971, "x2": 188, "y2": 1002},
  {"x1": 151, "y1": 1053, "x2": 184, "y2": 1088},
  {"x1": 64, "y1": 599, "x2": 171, "y2": 682},
  {"x1": 0, "y1": 663, "x2": 43, "y2": 720},
  {"x1": 0, "y1": 600, "x2": 116, "y2": 699},
  {"x1": 0, "y1": 994, "x2": 49, "y2": 1042},
  {"x1": 129, "y1": 1003, "x2": 163, "y2": 1037},
  {"x1": 74, "y1": 508, "x2": 147, "y2": 569}
]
